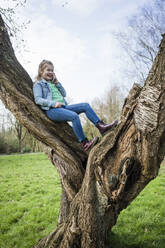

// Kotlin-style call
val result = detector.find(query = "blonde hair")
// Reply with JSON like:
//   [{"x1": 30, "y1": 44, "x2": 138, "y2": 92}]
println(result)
[{"x1": 36, "y1": 60, "x2": 54, "y2": 81}]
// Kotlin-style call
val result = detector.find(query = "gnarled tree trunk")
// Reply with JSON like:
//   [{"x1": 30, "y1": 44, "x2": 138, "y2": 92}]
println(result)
[{"x1": 0, "y1": 14, "x2": 165, "y2": 248}]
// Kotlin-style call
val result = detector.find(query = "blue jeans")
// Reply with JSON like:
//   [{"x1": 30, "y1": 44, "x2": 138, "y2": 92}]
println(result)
[{"x1": 45, "y1": 103, "x2": 100, "y2": 142}]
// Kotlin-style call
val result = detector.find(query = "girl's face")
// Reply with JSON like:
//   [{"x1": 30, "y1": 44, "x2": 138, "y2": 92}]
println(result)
[{"x1": 41, "y1": 64, "x2": 54, "y2": 81}]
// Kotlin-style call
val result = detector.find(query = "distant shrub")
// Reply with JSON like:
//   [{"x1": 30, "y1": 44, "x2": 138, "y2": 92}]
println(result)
[
  {"x1": 21, "y1": 146, "x2": 31, "y2": 153},
  {"x1": 0, "y1": 135, "x2": 19, "y2": 154},
  {"x1": 0, "y1": 130, "x2": 44, "y2": 154},
  {"x1": 0, "y1": 134, "x2": 8, "y2": 154}
]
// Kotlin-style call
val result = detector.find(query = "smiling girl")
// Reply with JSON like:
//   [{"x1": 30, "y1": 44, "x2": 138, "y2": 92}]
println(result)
[{"x1": 33, "y1": 60, "x2": 118, "y2": 152}]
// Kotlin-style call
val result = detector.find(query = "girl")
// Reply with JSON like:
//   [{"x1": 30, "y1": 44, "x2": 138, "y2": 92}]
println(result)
[{"x1": 33, "y1": 60, "x2": 118, "y2": 152}]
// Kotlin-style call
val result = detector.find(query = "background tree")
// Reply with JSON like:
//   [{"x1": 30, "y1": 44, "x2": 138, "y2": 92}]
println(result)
[
  {"x1": 6, "y1": 113, "x2": 27, "y2": 152},
  {"x1": 0, "y1": 105, "x2": 43, "y2": 154},
  {"x1": 1, "y1": 13, "x2": 165, "y2": 248},
  {"x1": 0, "y1": 0, "x2": 29, "y2": 44},
  {"x1": 115, "y1": 0, "x2": 165, "y2": 84}
]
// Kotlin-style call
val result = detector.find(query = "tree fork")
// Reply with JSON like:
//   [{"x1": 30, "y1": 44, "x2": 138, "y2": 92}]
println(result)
[{"x1": 1, "y1": 14, "x2": 165, "y2": 248}]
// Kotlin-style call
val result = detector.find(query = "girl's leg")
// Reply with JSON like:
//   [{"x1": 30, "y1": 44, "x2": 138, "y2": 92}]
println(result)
[
  {"x1": 65, "y1": 103, "x2": 118, "y2": 135},
  {"x1": 65, "y1": 103, "x2": 100, "y2": 125},
  {"x1": 45, "y1": 107, "x2": 86, "y2": 142}
]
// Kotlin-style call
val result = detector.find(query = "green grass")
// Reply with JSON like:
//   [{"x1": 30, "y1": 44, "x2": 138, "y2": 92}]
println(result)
[
  {"x1": 0, "y1": 153, "x2": 61, "y2": 248},
  {"x1": 0, "y1": 154, "x2": 165, "y2": 248}
]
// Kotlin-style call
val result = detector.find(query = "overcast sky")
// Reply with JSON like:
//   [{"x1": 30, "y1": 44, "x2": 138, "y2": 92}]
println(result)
[{"x1": 2, "y1": 0, "x2": 153, "y2": 105}]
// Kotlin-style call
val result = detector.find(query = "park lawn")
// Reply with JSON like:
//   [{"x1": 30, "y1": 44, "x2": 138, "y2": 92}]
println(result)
[
  {"x1": 0, "y1": 153, "x2": 61, "y2": 248},
  {"x1": 0, "y1": 153, "x2": 165, "y2": 248}
]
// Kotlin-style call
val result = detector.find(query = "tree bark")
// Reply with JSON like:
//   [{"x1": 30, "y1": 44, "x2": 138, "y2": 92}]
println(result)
[{"x1": 1, "y1": 14, "x2": 165, "y2": 248}]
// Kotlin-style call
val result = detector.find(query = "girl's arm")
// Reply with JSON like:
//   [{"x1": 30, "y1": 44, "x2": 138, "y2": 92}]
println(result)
[
  {"x1": 52, "y1": 73, "x2": 66, "y2": 97},
  {"x1": 56, "y1": 82, "x2": 66, "y2": 97},
  {"x1": 33, "y1": 82, "x2": 57, "y2": 108}
]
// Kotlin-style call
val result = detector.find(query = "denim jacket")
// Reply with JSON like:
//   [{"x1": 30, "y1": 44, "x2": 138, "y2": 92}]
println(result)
[{"x1": 33, "y1": 79, "x2": 67, "y2": 110}]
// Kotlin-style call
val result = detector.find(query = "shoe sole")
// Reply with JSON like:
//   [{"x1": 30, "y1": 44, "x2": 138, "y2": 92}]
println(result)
[{"x1": 86, "y1": 137, "x2": 99, "y2": 153}]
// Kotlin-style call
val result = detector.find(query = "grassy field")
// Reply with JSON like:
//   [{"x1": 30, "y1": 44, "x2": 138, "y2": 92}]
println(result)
[
  {"x1": 0, "y1": 153, "x2": 165, "y2": 248},
  {"x1": 0, "y1": 153, "x2": 61, "y2": 248}
]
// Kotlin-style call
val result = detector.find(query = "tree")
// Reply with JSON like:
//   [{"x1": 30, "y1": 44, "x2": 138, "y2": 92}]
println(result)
[
  {"x1": 1, "y1": 14, "x2": 165, "y2": 248},
  {"x1": 115, "y1": 0, "x2": 165, "y2": 84},
  {"x1": 0, "y1": 0, "x2": 31, "y2": 153}
]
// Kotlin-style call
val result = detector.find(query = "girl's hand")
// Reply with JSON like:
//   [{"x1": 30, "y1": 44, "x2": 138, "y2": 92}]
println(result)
[
  {"x1": 52, "y1": 73, "x2": 58, "y2": 85},
  {"x1": 55, "y1": 102, "x2": 63, "y2": 108}
]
